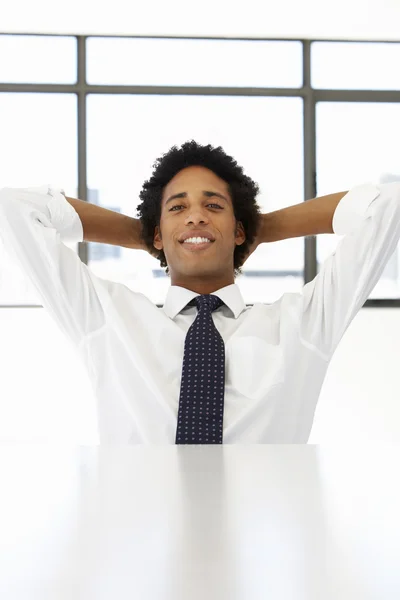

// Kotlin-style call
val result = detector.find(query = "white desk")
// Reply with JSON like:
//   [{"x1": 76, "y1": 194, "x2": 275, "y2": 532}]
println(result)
[{"x1": 0, "y1": 445, "x2": 399, "y2": 600}]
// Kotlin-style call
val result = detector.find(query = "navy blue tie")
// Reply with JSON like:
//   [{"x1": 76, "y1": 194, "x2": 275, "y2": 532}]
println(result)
[{"x1": 175, "y1": 294, "x2": 225, "y2": 445}]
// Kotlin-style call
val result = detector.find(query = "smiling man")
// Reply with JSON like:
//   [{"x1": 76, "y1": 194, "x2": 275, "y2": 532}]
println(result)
[
  {"x1": 1, "y1": 139, "x2": 400, "y2": 445},
  {"x1": 137, "y1": 140, "x2": 264, "y2": 296},
  {"x1": 152, "y1": 165, "x2": 247, "y2": 295}
]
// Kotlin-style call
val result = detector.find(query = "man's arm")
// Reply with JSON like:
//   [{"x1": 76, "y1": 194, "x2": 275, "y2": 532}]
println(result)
[
  {"x1": 65, "y1": 196, "x2": 145, "y2": 250},
  {"x1": 278, "y1": 182, "x2": 400, "y2": 359},
  {"x1": 261, "y1": 191, "x2": 348, "y2": 243},
  {"x1": 0, "y1": 186, "x2": 111, "y2": 344}
]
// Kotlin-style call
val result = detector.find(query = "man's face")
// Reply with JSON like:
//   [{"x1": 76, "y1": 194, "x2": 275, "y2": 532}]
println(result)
[{"x1": 153, "y1": 165, "x2": 246, "y2": 292}]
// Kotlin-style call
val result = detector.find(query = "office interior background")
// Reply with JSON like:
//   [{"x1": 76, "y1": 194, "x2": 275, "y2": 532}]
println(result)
[{"x1": 0, "y1": 0, "x2": 400, "y2": 443}]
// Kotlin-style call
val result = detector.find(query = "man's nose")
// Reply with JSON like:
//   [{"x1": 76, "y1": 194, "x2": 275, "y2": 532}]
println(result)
[{"x1": 185, "y1": 211, "x2": 209, "y2": 223}]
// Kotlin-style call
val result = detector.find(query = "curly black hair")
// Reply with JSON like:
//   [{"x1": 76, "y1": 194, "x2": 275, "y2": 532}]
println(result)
[{"x1": 136, "y1": 140, "x2": 263, "y2": 278}]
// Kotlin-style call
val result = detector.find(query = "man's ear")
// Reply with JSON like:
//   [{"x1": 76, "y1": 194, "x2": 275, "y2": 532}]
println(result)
[
  {"x1": 153, "y1": 225, "x2": 163, "y2": 251},
  {"x1": 235, "y1": 221, "x2": 246, "y2": 246}
]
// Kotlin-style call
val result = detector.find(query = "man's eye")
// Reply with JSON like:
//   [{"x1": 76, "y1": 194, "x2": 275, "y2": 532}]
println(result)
[{"x1": 169, "y1": 203, "x2": 223, "y2": 212}]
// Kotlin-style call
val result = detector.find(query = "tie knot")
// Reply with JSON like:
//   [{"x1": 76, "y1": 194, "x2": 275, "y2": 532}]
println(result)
[{"x1": 188, "y1": 294, "x2": 224, "y2": 313}]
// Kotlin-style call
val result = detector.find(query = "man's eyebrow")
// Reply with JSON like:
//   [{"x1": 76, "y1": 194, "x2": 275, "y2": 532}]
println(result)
[{"x1": 165, "y1": 191, "x2": 229, "y2": 206}]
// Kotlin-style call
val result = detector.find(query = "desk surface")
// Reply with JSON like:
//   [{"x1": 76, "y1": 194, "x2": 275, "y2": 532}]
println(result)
[{"x1": 0, "y1": 445, "x2": 399, "y2": 600}]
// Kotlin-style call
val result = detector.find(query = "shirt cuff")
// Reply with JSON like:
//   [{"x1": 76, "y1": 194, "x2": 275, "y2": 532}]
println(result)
[
  {"x1": 332, "y1": 183, "x2": 381, "y2": 236},
  {"x1": 46, "y1": 185, "x2": 84, "y2": 244}
]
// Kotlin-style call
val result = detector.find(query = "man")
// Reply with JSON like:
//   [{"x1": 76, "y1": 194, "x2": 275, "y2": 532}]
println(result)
[{"x1": 0, "y1": 140, "x2": 399, "y2": 444}]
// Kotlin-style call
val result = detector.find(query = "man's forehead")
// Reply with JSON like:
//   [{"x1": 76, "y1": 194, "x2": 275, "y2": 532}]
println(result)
[{"x1": 163, "y1": 172, "x2": 229, "y2": 200}]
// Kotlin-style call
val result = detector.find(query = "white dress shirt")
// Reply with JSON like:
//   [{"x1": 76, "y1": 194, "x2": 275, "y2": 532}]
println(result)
[{"x1": 1, "y1": 182, "x2": 400, "y2": 444}]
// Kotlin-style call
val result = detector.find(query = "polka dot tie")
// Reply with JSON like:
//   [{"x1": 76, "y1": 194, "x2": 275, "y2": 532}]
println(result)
[{"x1": 175, "y1": 294, "x2": 225, "y2": 445}]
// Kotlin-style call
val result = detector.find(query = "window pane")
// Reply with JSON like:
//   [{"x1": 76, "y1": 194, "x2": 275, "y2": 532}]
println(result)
[
  {"x1": 316, "y1": 102, "x2": 400, "y2": 299},
  {"x1": 87, "y1": 38, "x2": 303, "y2": 88},
  {"x1": 0, "y1": 35, "x2": 77, "y2": 83},
  {"x1": 87, "y1": 94, "x2": 304, "y2": 305},
  {"x1": 311, "y1": 42, "x2": 400, "y2": 90},
  {"x1": 0, "y1": 93, "x2": 78, "y2": 305}
]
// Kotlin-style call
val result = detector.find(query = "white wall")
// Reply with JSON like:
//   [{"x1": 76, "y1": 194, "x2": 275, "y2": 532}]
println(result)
[{"x1": 309, "y1": 308, "x2": 400, "y2": 443}]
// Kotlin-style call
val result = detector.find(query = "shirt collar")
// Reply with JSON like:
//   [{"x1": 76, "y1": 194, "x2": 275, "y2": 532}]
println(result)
[{"x1": 162, "y1": 283, "x2": 246, "y2": 320}]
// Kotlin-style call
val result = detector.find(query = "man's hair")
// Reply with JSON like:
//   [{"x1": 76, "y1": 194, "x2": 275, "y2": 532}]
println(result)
[{"x1": 136, "y1": 140, "x2": 263, "y2": 278}]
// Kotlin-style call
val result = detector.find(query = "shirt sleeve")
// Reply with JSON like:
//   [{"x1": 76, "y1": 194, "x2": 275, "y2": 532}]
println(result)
[
  {"x1": 299, "y1": 181, "x2": 400, "y2": 361},
  {"x1": 0, "y1": 185, "x2": 107, "y2": 347}
]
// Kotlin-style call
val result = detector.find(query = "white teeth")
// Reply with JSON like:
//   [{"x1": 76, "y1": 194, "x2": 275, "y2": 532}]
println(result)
[{"x1": 184, "y1": 237, "x2": 211, "y2": 244}]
